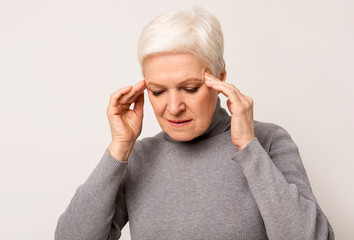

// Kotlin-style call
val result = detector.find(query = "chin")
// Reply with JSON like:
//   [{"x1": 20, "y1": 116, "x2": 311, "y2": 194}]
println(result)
[{"x1": 167, "y1": 132, "x2": 196, "y2": 142}]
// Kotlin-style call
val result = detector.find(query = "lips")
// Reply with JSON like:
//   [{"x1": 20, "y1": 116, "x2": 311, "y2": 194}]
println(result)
[{"x1": 166, "y1": 119, "x2": 192, "y2": 127}]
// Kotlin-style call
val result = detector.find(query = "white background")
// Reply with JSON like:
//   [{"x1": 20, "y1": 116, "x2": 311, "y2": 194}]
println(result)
[{"x1": 0, "y1": 0, "x2": 353, "y2": 239}]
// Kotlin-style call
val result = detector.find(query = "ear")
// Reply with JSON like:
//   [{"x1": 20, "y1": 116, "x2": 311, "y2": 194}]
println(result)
[{"x1": 219, "y1": 60, "x2": 227, "y2": 82}]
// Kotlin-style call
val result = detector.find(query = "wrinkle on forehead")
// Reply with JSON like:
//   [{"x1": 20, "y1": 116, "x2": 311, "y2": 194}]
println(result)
[
  {"x1": 143, "y1": 53, "x2": 209, "y2": 87},
  {"x1": 146, "y1": 77, "x2": 204, "y2": 88}
]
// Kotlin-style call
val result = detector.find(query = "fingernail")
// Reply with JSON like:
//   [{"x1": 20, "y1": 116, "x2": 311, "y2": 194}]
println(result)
[{"x1": 204, "y1": 75, "x2": 212, "y2": 81}]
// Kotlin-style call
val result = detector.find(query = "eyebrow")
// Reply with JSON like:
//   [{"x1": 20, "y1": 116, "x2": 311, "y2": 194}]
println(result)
[{"x1": 147, "y1": 78, "x2": 203, "y2": 88}]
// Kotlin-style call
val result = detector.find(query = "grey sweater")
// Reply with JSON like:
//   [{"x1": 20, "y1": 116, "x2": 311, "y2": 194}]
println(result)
[{"x1": 55, "y1": 101, "x2": 334, "y2": 240}]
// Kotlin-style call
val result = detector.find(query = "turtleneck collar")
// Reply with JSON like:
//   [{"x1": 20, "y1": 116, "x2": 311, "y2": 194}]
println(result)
[{"x1": 163, "y1": 97, "x2": 231, "y2": 143}]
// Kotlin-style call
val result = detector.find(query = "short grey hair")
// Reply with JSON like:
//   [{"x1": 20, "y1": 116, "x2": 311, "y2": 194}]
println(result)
[{"x1": 137, "y1": 7, "x2": 224, "y2": 77}]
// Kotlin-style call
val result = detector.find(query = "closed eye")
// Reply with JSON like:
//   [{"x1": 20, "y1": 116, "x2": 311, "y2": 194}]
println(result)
[
  {"x1": 184, "y1": 87, "x2": 199, "y2": 93},
  {"x1": 152, "y1": 90, "x2": 165, "y2": 96}
]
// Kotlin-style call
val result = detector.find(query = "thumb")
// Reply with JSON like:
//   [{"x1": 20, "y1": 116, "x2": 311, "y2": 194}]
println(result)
[{"x1": 227, "y1": 99, "x2": 232, "y2": 114}]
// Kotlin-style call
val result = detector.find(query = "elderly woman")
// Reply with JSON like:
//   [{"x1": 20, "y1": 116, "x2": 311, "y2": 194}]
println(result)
[{"x1": 55, "y1": 7, "x2": 334, "y2": 240}]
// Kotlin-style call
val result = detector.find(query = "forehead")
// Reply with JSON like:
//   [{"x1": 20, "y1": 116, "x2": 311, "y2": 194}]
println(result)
[{"x1": 143, "y1": 53, "x2": 206, "y2": 84}]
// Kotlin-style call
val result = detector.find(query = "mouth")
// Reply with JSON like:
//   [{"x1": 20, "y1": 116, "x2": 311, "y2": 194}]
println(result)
[{"x1": 166, "y1": 119, "x2": 193, "y2": 128}]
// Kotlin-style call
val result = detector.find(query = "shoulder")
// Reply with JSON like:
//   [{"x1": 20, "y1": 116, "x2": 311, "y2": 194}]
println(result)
[
  {"x1": 254, "y1": 120, "x2": 289, "y2": 137},
  {"x1": 135, "y1": 131, "x2": 165, "y2": 149},
  {"x1": 253, "y1": 120, "x2": 294, "y2": 152},
  {"x1": 128, "y1": 131, "x2": 166, "y2": 160}
]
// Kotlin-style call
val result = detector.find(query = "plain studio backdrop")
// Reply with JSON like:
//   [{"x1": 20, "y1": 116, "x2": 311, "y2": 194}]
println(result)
[{"x1": 0, "y1": 0, "x2": 353, "y2": 239}]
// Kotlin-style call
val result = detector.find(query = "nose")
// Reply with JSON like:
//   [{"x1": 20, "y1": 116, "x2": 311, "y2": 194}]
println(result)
[{"x1": 167, "y1": 91, "x2": 186, "y2": 115}]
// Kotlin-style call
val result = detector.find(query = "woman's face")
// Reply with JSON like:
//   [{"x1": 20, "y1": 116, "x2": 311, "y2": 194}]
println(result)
[{"x1": 144, "y1": 53, "x2": 219, "y2": 141}]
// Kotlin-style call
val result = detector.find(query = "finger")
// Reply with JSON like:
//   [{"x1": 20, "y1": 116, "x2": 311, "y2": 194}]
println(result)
[
  {"x1": 109, "y1": 85, "x2": 132, "y2": 108},
  {"x1": 204, "y1": 72, "x2": 241, "y2": 93},
  {"x1": 123, "y1": 81, "x2": 146, "y2": 105},
  {"x1": 119, "y1": 80, "x2": 146, "y2": 104},
  {"x1": 204, "y1": 71, "x2": 220, "y2": 82},
  {"x1": 205, "y1": 78, "x2": 242, "y2": 104},
  {"x1": 204, "y1": 73, "x2": 246, "y2": 103},
  {"x1": 133, "y1": 92, "x2": 144, "y2": 118},
  {"x1": 201, "y1": 69, "x2": 206, "y2": 82}
]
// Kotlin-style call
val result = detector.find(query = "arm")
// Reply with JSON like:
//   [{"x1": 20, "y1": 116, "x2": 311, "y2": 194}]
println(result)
[
  {"x1": 55, "y1": 80, "x2": 146, "y2": 239},
  {"x1": 232, "y1": 128, "x2": 334, "y2": 240},
  {"x1": 204, "y1": 72, "x2": 333, "y2": 239},
  {"x1": 55, "y1": 148, "x2": 128, "y2": 240}
]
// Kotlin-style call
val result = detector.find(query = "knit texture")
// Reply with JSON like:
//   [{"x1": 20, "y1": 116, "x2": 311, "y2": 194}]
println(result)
[{"x1": 55, "y1": 100, "x2": 334, "y2": 240}]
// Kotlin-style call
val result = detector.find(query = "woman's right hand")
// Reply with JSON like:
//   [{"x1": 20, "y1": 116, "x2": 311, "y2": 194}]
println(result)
[{"x1": 107, "y1": 80, "x2": 146, "y2": 162}]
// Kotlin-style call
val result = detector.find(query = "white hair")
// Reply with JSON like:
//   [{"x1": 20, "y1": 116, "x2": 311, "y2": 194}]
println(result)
[{"x1": 137, "y1": 7, "x2": 224, "y2": 77}]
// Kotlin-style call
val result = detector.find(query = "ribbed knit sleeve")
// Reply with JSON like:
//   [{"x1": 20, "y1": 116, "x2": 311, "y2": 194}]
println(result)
[
  {"x1": 232, "y1": 128, "x2": 334, "y2": 240},
  {"x1": 55, "y1": 148, "x2": 128, "y2": 240}
]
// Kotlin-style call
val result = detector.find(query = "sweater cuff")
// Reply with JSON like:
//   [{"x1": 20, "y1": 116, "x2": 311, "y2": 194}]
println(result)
[
  {"x1": 98, "y1": 147, "x2": 128, "y2": 179},
  {"x1": 84, "y1": 148, "x2": 128, "y2": 188},
  {"x1": 231, "y1": 137, "x2": 265, "y2": 166},
  {"x1": 103, "y1": 147, "x2": 129, "y2": 165}
]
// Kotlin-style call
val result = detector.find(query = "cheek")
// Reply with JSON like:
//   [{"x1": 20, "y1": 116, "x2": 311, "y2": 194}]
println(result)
[
  {"x1": 201, "y1": 89, "x2": 218, "y2": 114},
  {"x1": 190, "y1": 87, "x2": 218, "y2": 115},
  {"x1": 148, "y1": 94, "x2": 165, "y2": 116},
  {"x1": 195, "y1": 87, "x2": 218, "y2": 104}
]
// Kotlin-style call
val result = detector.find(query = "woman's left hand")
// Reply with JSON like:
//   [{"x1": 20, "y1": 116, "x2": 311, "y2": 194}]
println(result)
[{"x1": 204, "y1": 72, "x2": 255, "y2": 150}]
